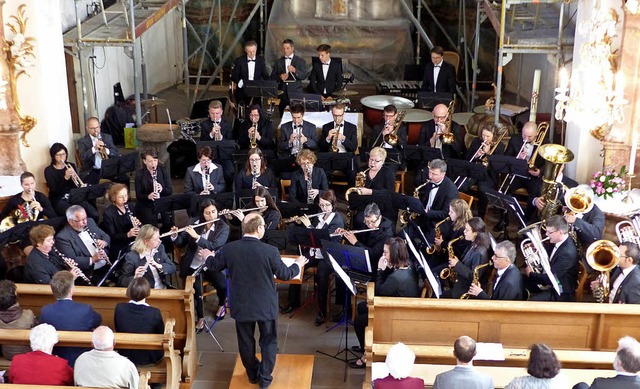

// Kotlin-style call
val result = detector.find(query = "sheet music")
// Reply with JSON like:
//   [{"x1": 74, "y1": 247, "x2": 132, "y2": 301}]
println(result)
[
  {"x1": 278, "y1": 255, "x2": 303, "y2": 282},
  {"x1": 327, "y1": 253, "x2": 356, "y2": 296},
  {"x1": 404, "y1": 231, "x2": 440, "y2": 298},
  {"x1": 474, "y1": 343, "x2": 505, "y2": 361}
]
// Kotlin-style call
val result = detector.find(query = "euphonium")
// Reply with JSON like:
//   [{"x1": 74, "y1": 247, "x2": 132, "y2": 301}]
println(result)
[
  {"x1": 250, "y1": 121, "x2": 258, "y2": 149},
  {"x1": 460, "y1": 260, "x2": 493, "y2": 299},
  {"x1": 440, "y1": 235, "x2": 463, "y2": 282},
  {"x1": 538, "y1": 143, "x2": 575, "y2": 222},
  {"x1": 586, "y1": 240, "x2": 620, "y2": 303},
  {"x1": 616, "y1": 210, "x2": 640, "y2": 245},
  {"x1": 440, "y1": 100, "x2": 455, "y2": 145},
  {"x1": 345, "y1": 168, "x2": 369, "y2": 201},
  {"x1": 427, "y1": 217, "x2": 450, "y2": 255},
  {"x1": 383, "y1": 110, "x2": 406, "y2": 146},
  {"x1": 519, "y1": 221, "x2": 551, "y2": 290}
]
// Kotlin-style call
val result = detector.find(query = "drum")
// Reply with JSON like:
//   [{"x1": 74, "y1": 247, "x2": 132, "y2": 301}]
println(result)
[
  {"x1": 452, "y1": 112, "x2": 475, "y2": 127},
  {"x1": 360, "y1": 95, "x2": 414, "y2": 128},
  {"x1": 403, "y1": 108, "x2": 433, "y2": 145},
  {"x1": 176, "y1": 118, "x2": 202, "y2": 142}
]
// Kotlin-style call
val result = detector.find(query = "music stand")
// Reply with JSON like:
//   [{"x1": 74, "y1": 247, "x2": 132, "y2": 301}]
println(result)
[
  {"x1": 488, "y1": 155, "x2": 529, "y2": 193},
  {"x1": 100, "y1": 153, "x2": 138, "y2": 179},
  {"x1": 316, "y1": 152, "x2": 354, "y2": 173},
  {"x1": 403, "y1": 145, "x2": 443, "y2": 164},
  {"x1": 196, "y1": 140, "x2": 238, "y2": 162},
  {"x1": 486, "y1": 189, "x2": 526, "y2": 240},
  {"x1": 289, "y1": 93, "x2": 323, "y2": 112},
  {"x1": 417, "y1": 91, "x2": 453, "y2": 110},
  {"x1": 446, "y1": 159, "x2": 489, "y2": 190},
  {"x1": 153, "y1": 193, "x2": 193, "y2": 214},
  {"x1": 235, "y1": 188, "x2": 278, "y2": 209},
  {"x1": 348, "y1": 192, "x2": 396, "y2": 223},
  {"x1": 0, "y1": 217, "x2": 66, "y2": 247},
  {"x1": 263, "y1": 230, "x2": 288, "y2": 251},
  {"x1": 68, "y1": 183, "x2": 110, "y2": 204},
  {"x1": 245, "y1": 80, "x2": 279, "y2": 108},
  {"x1": 275, "y1": 155, "x2": 298, "y2": 175},
  {"x1": 97, "y1": 247, "x2": 129, "y2": 287}
]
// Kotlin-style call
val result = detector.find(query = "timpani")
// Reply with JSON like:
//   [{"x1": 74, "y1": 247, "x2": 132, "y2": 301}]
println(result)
[
  {"x1": 403, "y1": 108, "x2": 433, "y2": 145},
  {"x1": 360, "y1": 95, "x2": 414, "y2": 128}
]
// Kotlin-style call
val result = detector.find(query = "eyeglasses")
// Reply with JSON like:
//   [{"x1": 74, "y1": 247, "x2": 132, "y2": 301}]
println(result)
[
  {"x1": 546, "y1": 229, "x2": 558, "y2": 235},
  {"x1": 364, "y1": 215, "x2": 381, "y2": 226},
  {"x1": 55, "y1": 152, "x2": 67, "y2": 157},
  {"x1": 492, "y1": 254, "x2": 510, "y2": 260}
]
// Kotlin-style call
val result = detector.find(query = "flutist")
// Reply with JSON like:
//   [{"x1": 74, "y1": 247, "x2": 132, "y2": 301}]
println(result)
[
  {"x1": 134, "y1": 147, "x2": 173, "y2": 227},
  {"x1": 119, "y1": 225, "x2": 176, "y2": 289},
  {"x1": 319, "y1": 104, "x2": 357, "y2": 153},
  {"x1": 237, "y1": 105, "x2": 275, "y2": 151}
]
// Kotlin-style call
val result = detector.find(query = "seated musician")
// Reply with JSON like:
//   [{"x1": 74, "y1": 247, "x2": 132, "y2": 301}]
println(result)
[
  {"x1": 462, "y1": 124, "x2": 505, "y2": 219},
  {"x1": 172, "y1": 198, "x2": 229, "y2": 328},
  {"x1": 525, "y1": 215, "x2": 578, "y2": 301},
  {"x1": 593, "y1": 241, "x2": 640, "y2": 304},
  {"x1": 442, "y1": 217, "x2": 491, "y2": 298},
  {"x1": 351, "y1": 238, "x2": 421, "y2": 369},
  {"x1": 200, "y1": 100, "x2": 235, "y2": 185},
  {"x1": 504, "y1": 121, "x2": 546, "y2": 196},
  {"x1": 414, "y1": 159, "x2": 459, "y2": 232},
  {"x1": 354, "y1": 147, "x2": 396, "y2": 195},
  {"x1": 467, "y1": 241, "x2": 524, "y2": 300},
  {"x1": 283, "y1": 190, "x2": 344, "y2": 325},
  {"x1": 118, "y1": 224, "x2": 176, "y2": 289},
  {"x1": 370, "y1": 105, "x2": 407, "y2": 170},
  {"x1": 24, "y1": 225, "x2": 83, "y2": 284},
  {"x1": 428, "y1": 199, "x2": 472, "y2": 273},
  {"x1": 319, "y1": 104, "x2": 358, "y2": 153},
  {"x1": 237, "y1": 105, "x2": 275, "y2": 151},
  {"x1": 100, "y1": 183, "x2": 139, "y2": 263},
  {"x1": 228, "y1": 186, "x2": 281, "y2": 230},
  {"x1": 44, "y1": 143, "x2": 98, "y2": 221},
  {"x1": 288, "y1": 149, "x2": 328, "y2": 207},
  {"x1": 417, "y1": 103, "x2": 465, "y2": 160},
  {"x1": 234, "y1": 148, "x2": 277, "y2": 193},
  {"x1": 278, "y1": 103, "x2": 318, "y2": 155},
  {"x1": 308, "y1": 44, "x2": 343, "y2": 99},
  {"x1": 0, "y1": 172, "x2": 56, "y2": 225},
  {"x1": 77, "y1": 116, "x2": 119, "y2": 184},
  {"x1": 564, "y1": 203, "x2": 605, "y2": 255},
  {"x1": 185, "y1": 146, "x2": 226, "y2": 196},
  {"x1": 134, "y1": 147, "x2": 173, "y2": 227},
  {"x1": 55, "y1": 205, "x2": 110, "y2": 284}
]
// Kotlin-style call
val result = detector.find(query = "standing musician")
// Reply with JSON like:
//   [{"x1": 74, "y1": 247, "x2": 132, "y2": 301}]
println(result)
[
  {"x1": 417, "y1": 103, "x2": 465, "y2": 160},
  {"x1": 24, "y1": 225, "x2": 84, "y2": 285},
  {"x1": 235, "y1": 148, "x2": 277, "y2": 193},
  {"x1": 283, "y1": 190, "x2": 344, "y2": 325},
  {"x1": 442, "y1": 217, "x2": 491, "y2": 299},
  {"x1": 237, "y1": 105, "x2": 275, "y2": 151},
  {"x1": 231, "y1": 40, "x2": 270, "y2": 105},
  {"x1": 44, "y1": 143, "x2": 98, "y2": 221},
  {"x1": 55, "y1": 205, "x2": 110, "y2": 284},
  {"x1": 118, "y1": 224, "x2": 176, "y2": 289},
  {"x1": 288, "y1": 150, "x2": 328, "y2": 206},
  {"x1": 594, "y1": 242, "x2": 640, "y2": 304},
  {"x1": 200, "y1": 100, "x2": 235, "y2": 186},
  {"x1": 100, "y1": 183, "x2": 140, "y2": 263},
  {"x1": 228, "y1": 187, "x2": 281, "y2": 231},
  {"x1": 77, "y1": 116, "x2": 119, "y2": 184},
  {"x1": 271, "y1": 39, "x2": 308, "y2": 112},
  {"x1": 427, "y1": 199, "x2": 472, "y2": 273},
  {"x1": 0, "y1": 172, "x2": 56, "y2": 224},
  {"x1": 172, "y1": 199, "x2": 229, "y2": 328},
  {"x1": 134, "y1": 147, "x2": 173, "y2": 227},
  {"x1": 308, "y1": 44, "x2": 343, "y2": 99},
  {"x1": 467, "y1": 241, "x2": 524, "y2": 300},
  {"x1": 279, "y1": 103, "x2": 318, "y2": 155},
  {"x1": 420, "y1": 46, "x2": 457, "y2": 95},
  {"x1": 525, "y1": 215, "x2": 578, "y2": 301},
  {"x1": 414, "y1": 159, "x2": 459, "y2": 232},
  {"x1": 185, "y1": 146, "x2": 226, "y2": 196},
  {"x1": 319, "y1": 104, "x2": 358, "y2": 153}
]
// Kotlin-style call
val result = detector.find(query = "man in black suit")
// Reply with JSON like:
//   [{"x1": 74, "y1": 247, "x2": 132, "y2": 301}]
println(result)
[
  {"x1": 417, "y1": 103, "x2": 465, "y2": 161},
  {"x1": 370, "y1": 104, "x2": 407, "y2": 170},
  {"x1": 231, "y1": 40, "x2": 270, "y2": 104},
  {"x1": 421, "y1": 46, "x2": 456, "y2": 95},
  {"x1": 271, "y1": 39, "x2": 307, "y2": 111},
  {"x1": 504, "y1": 121, "x2": 545, "y2": 193},
  {"x1": 308, "y1": 44, "x2": 343, "y2": 98},
  {"x1": 573, "y1": 336, "x2": 640, "y2": 389},
  {"x1": 526, "y1": 215, "x2": 578, "y2": 301},
  {"x1": 279, "y1": 103, "x2": 319, "y2": 155},
  {"x1": 237, "y1": 105, "x2": 275, "y2": 151},
  {"x1": 200, "y1": 100, "x2": 235, "y2": 185},
  {"x1": 596, "y1": 242, "x2": 640, "y2": 304},
  {"x1": 415, "y1": 159, "x2": 459, "y2": 235},
  {"x1": 206, "y1": 213, "x2": 307, "y2": 388},
  {"x1": 319, "y1": 104, "x2": 358, "y2": 153},
  {"x1": 77, "y1": 116, "x2": 120, "y2": 184},
  {"x1": 468, "y1": 241, "x2": 524, "y2": 300}
]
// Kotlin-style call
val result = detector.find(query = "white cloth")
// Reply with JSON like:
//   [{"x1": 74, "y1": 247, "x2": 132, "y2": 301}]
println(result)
[
  {"x1": 494, "y1": 267, "x2": 508, "y2": 289},
  {"x1": 74, "y1": 349, "x2": 139, "y2": 389},
  {"x1": 610, "y1": 265, "x2": 636, "y2": 303},
  {"x1": 322, "y1": 60, "x2": 331, "y2": 94},
  {"x1": 193, "y1": 163, "x2": 217, "y2": 193},
  {"x1": 191, "y1": 225, "x2": 214, "y2": 270},
  {"x1": 425, "y1": 180, "x2": 443, "y2": 212},
  {"x1": 248, "y1": 57, "x2": 256, "y2": 81},
  {"x1": 285, "y1": 55, "x2": 292, "y2": 76},
  {"x1": 433, "y1": 63, "x2": 441, "y2": 92},
  {"x1": 141, "y1": 251, "x2": 165, "y2": 289}
]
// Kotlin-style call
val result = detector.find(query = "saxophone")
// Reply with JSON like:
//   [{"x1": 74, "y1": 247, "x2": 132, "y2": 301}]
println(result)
[
  {"x1": 331, "y1": 122, "x2": 342, "y2": 152},
  {"x1": 460, "y1": 260, "x2": 493, "y2": 299},
  {"x1": 427, "y1": 217, "x2": 451, "y2": 255},
  {"x1": 398, "y1": 180, "x2": 431, "y2": 226},
  {"x1": 345, "y1": 168, "x2": 369, "y2": 201},
  {"x1": 306, "y1": 165, "x2": 314, "y2": 204},
  {"x1": 250, "y1": 121, "x2": 258, "y2": 149},
  {"x1": 439, "y1": 235, "x2": 463, "y2": 282}
]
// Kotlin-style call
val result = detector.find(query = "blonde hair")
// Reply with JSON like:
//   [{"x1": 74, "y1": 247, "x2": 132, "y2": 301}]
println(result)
[
  {"x1": 450, "y1": 199, "x2": 472, "y2": 231},
  {"x1": 131, "y1": 224, "x2": 159, "y2": 254}
]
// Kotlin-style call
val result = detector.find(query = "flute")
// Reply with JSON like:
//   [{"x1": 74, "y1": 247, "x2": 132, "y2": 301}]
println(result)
[
  {"x1": 159, "y1": 219, "x2": 220, "y2": 238},
  {"x1": 218, "y1": 206, "x2": 266, "y2": 216},
  {"x1": 330, "y1": 227, "x2": 379, "y2": 237},
  {"x1": 281, "y1": 211, "x2": 329, "y2": 224}
]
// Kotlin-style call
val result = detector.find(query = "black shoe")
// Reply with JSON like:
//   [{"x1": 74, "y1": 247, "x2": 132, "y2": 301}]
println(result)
[
  {"x1": 281, "y1": 305, "x2": 295, "y2": 314},
  {"x1": 248, "y1": 377, "x2": 258, "y2": 384},
  {"x1": 349, "y1": 359, "x2": 366, "y2": 369},
  {"x1": 315, "y1": 314, "x2": 325, "y2": 326},
  {"x1": 351, "y1": 345, "x2": 364, "y2": 353}
]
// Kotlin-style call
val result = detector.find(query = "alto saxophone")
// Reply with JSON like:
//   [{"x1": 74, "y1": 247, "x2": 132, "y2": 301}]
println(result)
[
  {"x1": 331, "y1": 122, "x2": 342, "y2": 152},
  {"x1": 440, "y1": 235, "x2": 463, "y2": 282},
  {"x1": 427, "y1": 217, "x2": 451, "y2": 255},
  {"x1": 398, "y1": 180, "x2": 431, "y2": 226},
  {"x1": 345, "y1": 168, "x2": 369, "y2": 201},
  {"x1": 460, "y1": 260, "x2": 493, "y2": 299}
]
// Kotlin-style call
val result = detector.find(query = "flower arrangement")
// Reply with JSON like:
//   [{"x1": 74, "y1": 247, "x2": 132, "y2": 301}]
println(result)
[{"x1": 590, "y1": 166, "x2": 627, "y2": 199}]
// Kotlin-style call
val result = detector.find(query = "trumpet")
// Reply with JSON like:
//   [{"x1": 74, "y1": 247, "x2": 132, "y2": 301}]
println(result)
[
  {"x1": 586, "y1": 239, "x2": 620, "y2": 303},
  {"x1": 97, "y1": 134, "x2": 109, "y2": 160},
  {"x1": 52, "y1": 247, "x2": 92, "y2": 285},
  {"x1": 460, "y1": 260, "x2": 493, "y2": 299},
  {"x1": 331, "y1": 122, "x2": 342, "y2": 152},
  {"x1": 281, "y1": 211, "x2": 329, "y2": 224},
  {"x1": 330, "y1": 227, "x2": 378, "y2": 238},
  {"x1": 66, "y1": 163, "x2": 86, "y2": 188},
  {"x1": 250, "y1": 121, "x2": 258, "y2": 149},
  {"x1": 218, "y1": 206, "x2": 267, "y2": 216},
  {"x1": 159, "y1": 219, "x2": 220, "y2": 238},
  {"x1": 440, "y1": 236, "x2": 463, "y2": 282},
  {"x1": 291, "y1": 124, "x2": 303, "y2": 155},
  {"x1": 213, "y1": 122, "x2": 222, "y2": 141}
]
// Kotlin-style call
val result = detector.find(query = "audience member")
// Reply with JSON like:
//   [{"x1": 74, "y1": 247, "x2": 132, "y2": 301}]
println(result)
[
  {"x1": 0, "y1": 280, "x2": 36, "y2": 359},
  {"x1": 432, "y1": 336, "x2": 493, "y2": 389},
  {"x1": 505, "y1": 343, "x2": 567, "y2": 389},
  {"x1": 573, "y1": 336, "x2": 640, "y2": 389},
  {"x1": 373, "y1": 342, "x2": 424, "y2": 389}
]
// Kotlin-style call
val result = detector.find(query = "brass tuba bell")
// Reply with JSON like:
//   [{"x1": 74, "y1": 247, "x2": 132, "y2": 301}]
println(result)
[
  {"x1": 586, "y1": 239, "x2": 620, "y2": 303},
  {"x1": 564, "y1": 186, "x2": 594, "y2": 215}
]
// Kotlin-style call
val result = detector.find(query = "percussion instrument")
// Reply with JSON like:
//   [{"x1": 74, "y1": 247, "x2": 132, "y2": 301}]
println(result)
[
  {"x1": 378, "y1": 81, "x2": 422, "y2": 101},
  {"x1": 137, "y1": 123, "x2": 178, "y2": 165},
  {"x1": 332, "y1": 90, "x2": 359, "y2": 97},
  {"x1": 403, "y1": 108, "x2": 432, "y2": 145},
  {"x1": 452, "y1": 112, "x2": 475, "y2": 127},
  {"x1": 360, "y1": 95, "x2": 414, "y2": 127},
  {"x1": 141, "y1": 97, "x2": 166, "y2": 106}
]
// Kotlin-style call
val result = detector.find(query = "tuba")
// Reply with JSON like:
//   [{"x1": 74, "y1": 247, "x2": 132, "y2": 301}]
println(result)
[
  {"x1": 586, "y1": 240, "x2": 620, "y2": 303},
  {"x1": 345, "y1": 168, "x2": 369, "y2": 201},
  {"x1": 537, "y1": 144, "x2": 575, "y2": 222},
  {"x1": 383, "y1": 110, "x2": 407, "y2": 146}
]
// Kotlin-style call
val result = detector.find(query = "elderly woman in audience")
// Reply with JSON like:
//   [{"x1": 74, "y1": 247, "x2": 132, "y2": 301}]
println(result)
[
  {"x1": 118, "y1": 224, "x2": 176, "y2": 289},
  {"x1": 0, "y1": 280, "x2": 36, "y2": 360},
  {"x1": 373, "y1": 342, "x2": 424, "y2": 389},
  {"x1": 9, "y1": 323, "x2": 74, "y2": 385},
  {"x1": 114, "y1": 277, "x2": 164, "y2": 366},
  {"x1": 505, "y1": 343, "x2": 567, "y2": 389}
]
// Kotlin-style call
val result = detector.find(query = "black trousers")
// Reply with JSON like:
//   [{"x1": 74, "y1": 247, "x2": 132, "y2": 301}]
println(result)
[
  {"x1": 186, "y1": 267, "x2": 227, "y2": 320},
  {"x1": 235, "y1": 319, "x2": 278, "y2": 387},
  {"x1": 354, "y1": 301, "x2": 368, "y2": 349},
  {"x1": 287, "y1": 256, "x2": 332, "y2": 317}
]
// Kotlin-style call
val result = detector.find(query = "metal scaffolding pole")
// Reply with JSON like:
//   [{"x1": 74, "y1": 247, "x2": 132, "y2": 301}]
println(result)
[{"x1": 130, "y1": 0, "x2": 142, "y2": 127}]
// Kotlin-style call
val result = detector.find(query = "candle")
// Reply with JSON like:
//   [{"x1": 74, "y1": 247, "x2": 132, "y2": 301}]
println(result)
[
  {"x1": 559, "y1": 67, "x2": 569, "y2": 90},
  {"x1": 529, "y1": 69, "x2": 541, "y2": 122},
  {"x1": 631, "y1": 132, "x2": 637, "y2": 175}
]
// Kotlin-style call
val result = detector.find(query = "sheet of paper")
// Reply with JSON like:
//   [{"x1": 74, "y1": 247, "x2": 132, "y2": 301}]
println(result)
[
  {"x1": 278, "y1": 255, "x2": 302, "y2": 281},
  {"x1": 403, "y1": 231, "x2": 440, "y2": 298},
  {"x1": 328, "y1": 253, "x2": 356, "y2": 296},
  {"x1": 474, "y1": 342, "x2": 505, "y2": 361}
]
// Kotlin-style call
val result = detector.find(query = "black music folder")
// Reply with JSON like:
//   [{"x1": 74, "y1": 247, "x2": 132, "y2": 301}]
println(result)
[
  {"x1": 196, "y1": 140, "x2": 238, "y2": 161},
  {"x1": 100, "y1": 153, "x2": 138, "y2": 178},
  {"x1": 316, "y1": 152, "x2": 353, "y2": 173},
  {"x1": 153, "y1": 193, "x2": 193, "y2": 214},
  {"x1": 404, "y1": 145, "x2": 443, "y2": 164},
  {"x1": 0, "y1": 217, "x2": 66, "y2": 247},
  {"x1": 321, "y1": 240, "x2": 371, "y2": 277},
  {"x1": 446, "y1": 159, "x2": 489, "y2": 182},
  {"x1": 287, "y1": 227, "x2": 331, "y2": 250},
  {"x1": 68, "y1": 182, "x2": 110, "y2": 204},
  {"x1": 417, "y1": 91, "x2": 453, "y2": 110}
]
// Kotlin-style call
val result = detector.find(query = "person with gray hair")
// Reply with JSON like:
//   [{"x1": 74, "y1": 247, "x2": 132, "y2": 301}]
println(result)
[
  {"x1": 433, "y1": 336, "x2": 493, "y2": 389},
  {"x1": 467, "y1": 240, "x2": 524, "y2": 300},
  {"x1": 373, "y1": 342, "x2": 424, "y2": 388},
  {"x1": 573, "y1": 336, "x2": 640, "y2": 388},
  {"x1": 74, "y1": 326, "x2": 139, "y2": 389},
  {"x1": 9, "y1": 323, "x2": 74, "y2": 385}
]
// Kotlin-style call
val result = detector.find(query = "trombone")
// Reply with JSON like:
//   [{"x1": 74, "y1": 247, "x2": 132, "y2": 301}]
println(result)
[{"x1": 499, "y1": 122, "x2": 549, "y2": 193}]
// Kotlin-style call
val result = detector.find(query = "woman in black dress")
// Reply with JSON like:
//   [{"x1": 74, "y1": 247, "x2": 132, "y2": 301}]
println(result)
[
  {"x1": 353, "y1": 147, "x2": 396, "y2": 196},
  {"x1": 134, "y1": 147, "x2": 173, "y2": 227},
  {"x1": 101, "y1": 183, "x2": 140, "y2": 263},
  {"x1": 234, "y1": 148, "x2": 276, "y2": 193}
]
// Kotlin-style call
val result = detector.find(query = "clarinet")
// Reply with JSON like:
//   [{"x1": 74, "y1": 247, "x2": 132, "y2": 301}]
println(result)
[
  {"x1": 124, "y1": 204, "x2": 141, "y2": 229},
  {"x1": 51, "y1": 247, "x2": 92, "y2": 285},
  {"x1": 306, "y1": 166, "x2": 314, "y2": 204},
  {"x1": 83, "y1": 227, "x2": 112, "y2": 266},
  {"x1": 151, "y1": 168, "x2": 160, "y2": 196},
  {"x1": 203, "y1": 165, "x2": 211, "y2": 194}
]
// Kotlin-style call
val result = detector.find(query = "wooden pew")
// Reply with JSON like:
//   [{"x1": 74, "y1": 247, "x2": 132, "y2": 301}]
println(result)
[
  {"x1": 15, "y1": 276, "x2": 197, "y2": 385},
  {"x1": 364, "y1": 283, "x2": 640, "y2": 388}
]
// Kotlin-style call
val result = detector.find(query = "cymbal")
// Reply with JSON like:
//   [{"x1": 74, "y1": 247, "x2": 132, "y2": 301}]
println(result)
[
  {"x1": 141, "y1": 98, "x2": 166, "y2": 106},
  {"x1": 333, "y1": 90, "x2": 359, "y2": 97}
]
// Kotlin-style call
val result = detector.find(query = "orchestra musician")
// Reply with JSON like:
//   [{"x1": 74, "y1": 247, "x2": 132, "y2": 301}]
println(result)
[
  {"x1": 24, "y1": 225, "x2": 81, "y2": 285},
  {"x1": 77, "y1": 116, "x2": 119, "y2": 184},
  {"x1": 417, "y1": 103, "x2": 465, "y2": 161},
  {"x1": 525, "y1": 215, "x2": 578, "y2": 302},
  {"x1": 467, "y1": 241, "x2": 524, "y2": 301},
  {"x1": 184, "y1": 146, "x2": 226, "y2": 196},
  {"x1": 353, "y1": 147, "x2": 396, "y2": 195},
  {"x1": 288, "y1": 150, "x2": 328, "y2": 206},
  {"x1": 100, "y1": 183, "x2": 139, "y2": 263},
  {"x1": 200, "y1": 100, "x2": 235, "y2": 185},
  {"x1": 0, "y1": 172, "x2": 56, "y2": 224},
  {"x1": 44, "y1": 143, "x2": 98, "y2": 221},
  {"x1": 282, "y1": 190, "x2": 344, "y2": 326},
  {"x1": 271, "y1": 39, "x2": 308, "y2": 112},
  {"x1": 504, "y1": 121, "x2": 546, "y2": 196},
  {"x1": 308, "y1": 44, "x2": 343, "y2": 99},
  {"x1": 172, "y1": 199, "x2": 229, "y2": 328},
  {"x1": 420, "y1": 46, "x2": 457, "y2": 95},
  {"x1": 428, "y1": 199, "x2": 472, "y2": 273},
  {"x1": 237, "y1": 105, "x2": 275, "y2": 151},
  {"x1": 235, "y1": 148, "x2": 277, "y2": 193},
  {"x1": 55, "y1": 205, "x2": 110, "y2": 284},
  {"x1": 442, "y1": 217, "x2": 491, "y2": 299},
  {"x1": 371, "y1": 104, "x2": 407, "y2": 171},
  {"x1": 228, "y1": 187, "x2": 281, "y2": 231},
  {"x1": 319, "y1": 104, "x2": 358, "y2": 153},
  {"x1": 278, "y1": 103, "x2": 318, "y2": 155},
  {"x1": 118, "y1": 224, "x2": 176, "y2": 289},
  {"x1": 595, "y1": 242, "x2": 640, "y2": 304},
  {"x1": 134, "y1": 147, "x2": 173, "y2": 227},
  {"x1": 414, "y1": 159, "x2": 459, "y2": 231},
  {"x1": 231, "y1": 40, "x2": 270, "y2": 104}
]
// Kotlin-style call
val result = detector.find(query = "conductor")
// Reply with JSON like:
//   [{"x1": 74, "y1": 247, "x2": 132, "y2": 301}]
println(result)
[{"x1": 204, "y1": 213, "x2": 307, "y2": 388}]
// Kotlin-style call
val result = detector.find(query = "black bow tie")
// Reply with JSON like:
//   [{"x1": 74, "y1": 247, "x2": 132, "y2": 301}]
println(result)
[
  {"x1": 322, "y1": 63, "x2": 329, "y2": 66},
  {"x1": 285, "y1": 56, "x2": 292, "y2": 60},
  {"x1": 248, "y1": 59, "x2": 255, "y2": 62},
  {"x1": 432, "y1": 183, "x2": 440, "y2": 188},
  {"x1": 434, "y1": 64, "x2": 441, "y2": 68}
]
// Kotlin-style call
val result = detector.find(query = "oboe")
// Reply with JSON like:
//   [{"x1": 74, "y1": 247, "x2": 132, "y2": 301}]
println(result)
[
  {"x1": 83, "y1": 227, "x2": 112, "y2": 266},
  {"x1": 51, "y1": 247, "x2": 92, "y2": 285}
]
